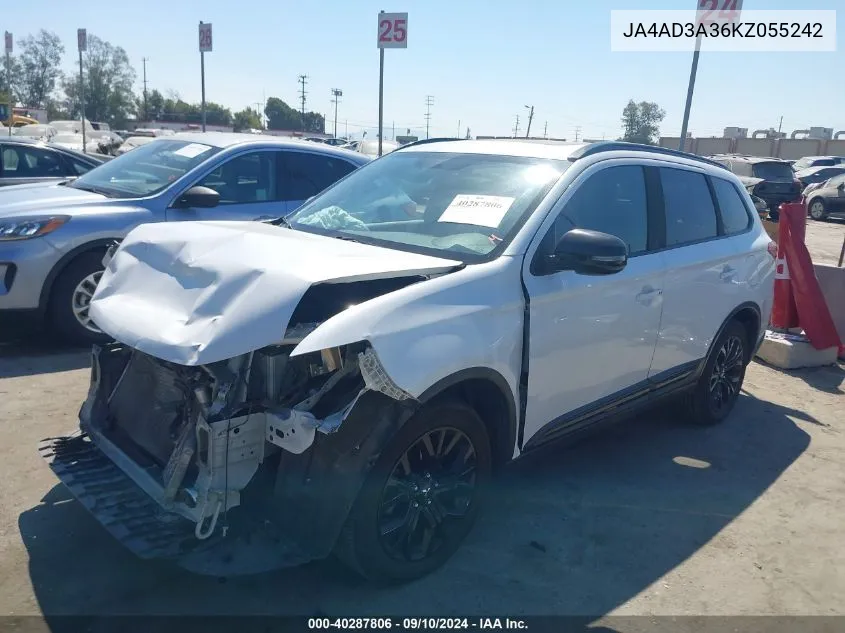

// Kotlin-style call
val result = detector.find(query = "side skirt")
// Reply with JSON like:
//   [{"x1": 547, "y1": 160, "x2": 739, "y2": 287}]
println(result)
[{"x1": 521, "y1": 359, "x2": 702, "y2": 453}]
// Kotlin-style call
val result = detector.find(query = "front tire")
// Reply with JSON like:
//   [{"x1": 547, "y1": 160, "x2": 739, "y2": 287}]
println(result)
[
  {"x1": 809, "y1": 199, "x2": 827, "y2": 221},
  {"x1": 335, "y1": 399, "x2": 492, "y2": 583},
  {"x1": 48, "y1": 252, "x2": 111, "y2": 346},
  {"x1": 685, "y1": 320, "x2": 749, "y2": 426}
]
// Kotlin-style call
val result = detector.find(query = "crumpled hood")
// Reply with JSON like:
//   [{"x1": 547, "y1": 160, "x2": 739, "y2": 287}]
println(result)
[
  {"x1": 0, "y1": 182, "x2": 106, "y2": 217},
  {"x1": 90, "y1": 221, "x2": 462, "y2": 365}
]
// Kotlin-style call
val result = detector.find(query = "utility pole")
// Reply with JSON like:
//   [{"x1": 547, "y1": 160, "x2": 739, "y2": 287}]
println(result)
[
  {"x1": 574, "y1": 126, "x2": 582, "y2": 142},
  {"x1": 298, "y1": 74, "x2": 308, "y2": 133},
  {"x1": 424, "y1": 95, "x2": 434, "y2": 139},
  {"x1": 392, "y1": 121, "x2": 395, "y2": 140},
  {"x1": 777, "y1": 116, "x2": 783, "y2": 134},
  {"x1": 4, "y1": 32, "x2": 11, "y2": 136},
  {"x1": 543, "y1": 121, "x2": 548, "y2": 139},
  {"x1": 524, "y1": 105, "x2": 534, "y2": 138},
  {"x1": 457, "y1": 119, "x2": 461, "y2": 138},
  {"x1": 513, "y1": 114, "x2": 520, "y2": 138},
  {"x1": 331, "y1": 88, "x2": 342, "y2": 139},
  {"x1": 141, "y1": 57, "x2": 149, "y2": 121},
  {"x1": 345, "y1": 119, "x2": 348, "y2": 138}
]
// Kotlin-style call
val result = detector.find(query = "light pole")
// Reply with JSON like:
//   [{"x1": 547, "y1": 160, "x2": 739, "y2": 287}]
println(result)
[{"x1": 331, "y1": 88, "x2": 342, "y2": 139}]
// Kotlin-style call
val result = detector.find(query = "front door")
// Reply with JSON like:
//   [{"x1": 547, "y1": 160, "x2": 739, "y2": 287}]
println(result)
[
  {"x1": 521, "y1": 163, "x2": 666, "y2": 444},
  {"x1": 169, "y1": 150, "x2": 285, "y2": 221},
  {"x1": 0, "y1": 144, "x2": 70, "y2": 187},
  {"x1": 277, "y1": 150, "x2": 359, "y2": 214}
]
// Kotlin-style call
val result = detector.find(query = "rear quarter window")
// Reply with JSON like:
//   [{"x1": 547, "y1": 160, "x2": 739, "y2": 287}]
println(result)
[{"x1": 712, "y1": 178, "x2": 752, "y2": 235}]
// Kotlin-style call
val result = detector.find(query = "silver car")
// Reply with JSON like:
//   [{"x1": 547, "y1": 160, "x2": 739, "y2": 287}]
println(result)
[{"x1": 0, "y1": 132, "x2": 369, "y2": 343}]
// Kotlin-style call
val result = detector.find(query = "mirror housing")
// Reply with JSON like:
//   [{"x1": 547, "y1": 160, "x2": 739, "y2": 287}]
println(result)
[
  {"x1": 174, "y1": 186, "x2": 220, "y2": 209},
  {"x1": 537, "y1": 228, "x2": 628, "y2": 276}
]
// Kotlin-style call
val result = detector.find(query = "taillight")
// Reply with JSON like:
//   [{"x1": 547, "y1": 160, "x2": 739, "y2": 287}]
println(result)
[{"x1": 767, "y1": 241, "x2": 778, "y2": 258}]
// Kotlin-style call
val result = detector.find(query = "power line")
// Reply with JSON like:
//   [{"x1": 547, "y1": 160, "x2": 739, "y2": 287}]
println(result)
[
  {"x1": 424, "y1": 95, "x2": 434, "y2": 139},
  {"x1": 331, "y1": 88, "x2": 342, "y2": 139},
  {"x1": 298, "y1": 74, "x2": 308, "y2": 133}
]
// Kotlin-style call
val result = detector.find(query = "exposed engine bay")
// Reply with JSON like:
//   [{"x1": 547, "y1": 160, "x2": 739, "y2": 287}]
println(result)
[{"x1": 41, "y1": 276, "x2": 430, "y2": 574}]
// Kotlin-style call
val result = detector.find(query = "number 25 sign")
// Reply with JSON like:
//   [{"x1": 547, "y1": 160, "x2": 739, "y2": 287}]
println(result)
[{"x1": 377, "y1": 12, "x2": 408, "y2": 49}]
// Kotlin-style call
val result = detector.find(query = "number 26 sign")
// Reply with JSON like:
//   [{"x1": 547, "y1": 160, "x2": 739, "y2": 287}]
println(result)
[{"x1": 377, "y1": 12, "x2": 408, "y2": 49}]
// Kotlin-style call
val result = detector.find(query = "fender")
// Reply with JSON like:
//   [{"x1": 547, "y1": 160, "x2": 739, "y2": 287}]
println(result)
[
  {"x1": 695, "y1": 300, "x2": 763, "y2": 378},
  {"x1": 37, "y1": 238, "x2": 122, "y2": 314}
]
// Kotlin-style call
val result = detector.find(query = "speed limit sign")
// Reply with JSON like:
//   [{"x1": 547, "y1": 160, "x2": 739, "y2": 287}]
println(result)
[
  {"x1": 198, "y1": 22, "x2": 213, "y2": 53},
  {"x1": 377, "y1": 12, "x2": 408, "y2": 49}
]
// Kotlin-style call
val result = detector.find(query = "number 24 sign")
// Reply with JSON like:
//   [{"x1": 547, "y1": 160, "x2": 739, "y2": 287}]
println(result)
[
  {"x1": 377, "y1": 12, "x2": 408, "y2": 49},
  {"x1": 198, "y1": 22, "x2": 213, "y2": 53}
]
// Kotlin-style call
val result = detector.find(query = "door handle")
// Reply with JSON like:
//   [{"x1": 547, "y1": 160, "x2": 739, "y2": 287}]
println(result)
[{"x1": 636, "y1": 286, "x2": 662, "y2": 304}]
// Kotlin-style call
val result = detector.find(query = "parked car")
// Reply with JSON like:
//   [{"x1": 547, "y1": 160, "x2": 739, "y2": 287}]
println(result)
[
  {"x1": 791, "y1": 155, "x2": 845, "y2": 171},
  {"x1": 804, "y1": 172, "x2": 845, "y2": 221},
  {"x1": 50, "y1": 132, "x2": 102, "y2": 154},
  {"x1": 0, "y1": 133, "x2": 369, "y2": 343},
  {"x1": 40, "y1": 140, "x2": 775, "y2": 583},
  {"x1": 1, "y1": 137, "x2": 105, "y2": 187},
  {"x1": 115, "y1": 135, "x2": 155, "y2": 155},
  {"x1": 323, "y1": 137, "x2": 350, "y2": 147},
  {"x1": 12, "y1": 124, "x2": 58, "y2": 142},
  {"x1": 709, "y1": 154, "x2": 801, "y2": 221},
  {"x1": 357, "y1": 139, "x2": 400, "y2": 157},
  {"x1": 794, "y1": 165, "x2": 845, "y2": 190}
]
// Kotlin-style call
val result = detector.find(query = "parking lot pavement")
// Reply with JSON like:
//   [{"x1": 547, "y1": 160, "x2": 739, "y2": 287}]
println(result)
[
  {"x1": 0, "y1": 332, "x2": 843, "y2": 618},
  {"x1": 0, "y1": 219, "x2": 841, "y2": 619},
  {"x1": 805, "y1": 217, "x2": 845, "y2": 266}
]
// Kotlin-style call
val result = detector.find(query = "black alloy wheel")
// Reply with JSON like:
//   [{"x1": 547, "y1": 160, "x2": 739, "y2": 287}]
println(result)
[{"x1": 377, "y1": 426, "x2": 477, "y2": 563}]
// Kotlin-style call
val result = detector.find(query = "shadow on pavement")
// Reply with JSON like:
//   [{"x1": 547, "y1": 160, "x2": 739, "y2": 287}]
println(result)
[
  {"x1": 19, "y1": 392, "x2": 810, "y2": 621},
  {"x1": 784, "y1": 363, "x2": 844, "y2": 395},
  {"x1": 0, "y1": 328, "x2": 89, "y2": 379}
]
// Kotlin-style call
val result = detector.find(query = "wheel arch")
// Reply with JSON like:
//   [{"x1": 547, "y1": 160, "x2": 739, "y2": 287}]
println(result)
[
  {"x1": 38, "y1": 238, "x2": 120, "y2": 313},
  {"x1": 417, "y1": 367, "x2": 518, "y2": 468},
  {"x1": 701, "y1": 301, "x2": 763, "y2": 373}
]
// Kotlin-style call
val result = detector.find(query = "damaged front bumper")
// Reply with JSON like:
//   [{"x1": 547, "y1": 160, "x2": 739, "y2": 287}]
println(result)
[{"x1": 40, "y1": 342, "x2": 418, "y2": 575}]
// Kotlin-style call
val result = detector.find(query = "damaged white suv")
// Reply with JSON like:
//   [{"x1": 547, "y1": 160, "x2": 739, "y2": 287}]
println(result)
[{"x1": 41, "y1": 140, "x2": 775, "y2": 582}]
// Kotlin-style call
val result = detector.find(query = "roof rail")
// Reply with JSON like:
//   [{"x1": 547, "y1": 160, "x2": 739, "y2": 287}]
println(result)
[
  {"x1": 395, "y1": 137, "x2": 464, "y2": 150},
  {"x1": 568, "y1": 141, "x2": 729, "y2": 170}
]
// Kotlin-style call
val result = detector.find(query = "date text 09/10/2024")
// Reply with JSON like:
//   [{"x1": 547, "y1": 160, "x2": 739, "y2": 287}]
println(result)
[{"x1": 307, "y1": 618, "x2": 529, "y2": 630}]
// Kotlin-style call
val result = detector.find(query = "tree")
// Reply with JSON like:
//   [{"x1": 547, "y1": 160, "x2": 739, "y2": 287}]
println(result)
[
  {"x1": 63, "y1": 34, "x2": 136, "y2": 126},
  {"x1": 16, "y1": 30, "x2": 64, "y2": 108},
  {"x1": 147, "y1": 89, "x2": 165, "y2": 120},
  {"x1": 619, "y1": 99, "x2": 666, "y2": 145},
  {"x1": 233, "y1": 107, "x2": 262, "y2": 132},
  {"x1": 204, "y1": 102, "x2": 232, "y2": 127},
  {"x1": 0, "y1": 56, "x2": 22, "y2": 105},
  {"x1": 303, "y1": 111, "x2": 325, "y2": 134},
  {"x1": 264, "y1": 96, "x2": 324, "y2": 132}
]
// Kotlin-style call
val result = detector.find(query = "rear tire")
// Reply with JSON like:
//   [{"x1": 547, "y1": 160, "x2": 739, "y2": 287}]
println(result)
[
  {"x1": 335, "y1": 399, "x2": 492, "y2": 583},
  {"x1": 48, "y1": 252, "x2": 111, "y2": 346},
  {"x1": 685, "y1": 320, "x2": 749, "y2": 426},
  {"x1": 808, "y1": 199, "x2": 827, "y2": 221}
]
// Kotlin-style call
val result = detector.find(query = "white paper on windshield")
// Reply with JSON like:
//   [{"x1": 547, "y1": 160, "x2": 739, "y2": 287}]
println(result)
[
  {"x1": 173, "y1": 143, "x2": 212, "y2": 158},
  {"x1": 438, "y1": 195, "x2": 515, "y2": 228}
]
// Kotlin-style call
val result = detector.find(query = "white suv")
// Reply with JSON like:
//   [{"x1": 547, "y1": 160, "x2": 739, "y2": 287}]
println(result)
[{"x1": 41, "y1": 140, "x2": 776, "y2": 583}]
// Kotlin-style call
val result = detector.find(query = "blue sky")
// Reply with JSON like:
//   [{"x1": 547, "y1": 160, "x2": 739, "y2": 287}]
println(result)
[{"x1": 6, "y1": 0, "x2": 842, "y2": 139}]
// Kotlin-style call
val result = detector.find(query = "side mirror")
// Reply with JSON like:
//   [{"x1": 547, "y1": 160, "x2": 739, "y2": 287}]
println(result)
[
  {"x1": 175, "y1": 185, "x2": 220, "y2": 209},
  {"x1": 538, "y1": 228, "x2": 628, "y2": 276}
]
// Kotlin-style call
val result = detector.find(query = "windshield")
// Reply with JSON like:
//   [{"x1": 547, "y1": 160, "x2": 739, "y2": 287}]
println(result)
[
  {"x1": 752, "y1": 162, "x2": 793, "y2": 181},
  {"x1": 287, "y1": 150, "x2": 567, "y2": 261},
  {"x1": 70, "y1": 138, "x2": 221, "y2": 198}
]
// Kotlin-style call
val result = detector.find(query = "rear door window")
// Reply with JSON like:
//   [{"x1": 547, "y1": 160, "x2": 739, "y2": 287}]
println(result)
[
  {"x1": 279, "y1": 152, "x2": 358, "y2": 201},
  {"x1": 712, "y1": 178, "x2": 752, "y2": 235},
  {"x1": 659, "y1": 167, "x2": 718, "y2": 247},
  {"x1": 1, "y1": 146, "x2": 65, "y2": 177}
]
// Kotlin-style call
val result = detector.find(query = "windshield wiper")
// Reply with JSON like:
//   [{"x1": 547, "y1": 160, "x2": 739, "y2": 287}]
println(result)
[
  {"x1": 268, "y1": 215, "x2": 292, "y2": 228},
  {"x1": 70, "y1": 182, "x2": 116, "y2": 198}
]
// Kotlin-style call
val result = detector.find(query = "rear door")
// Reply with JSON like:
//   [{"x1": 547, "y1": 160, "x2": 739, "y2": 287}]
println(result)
[
  {"x1": 277, "y1": 151, "x2": 359, "y2": 214},
  {"x1": 0, "y1": 144, "x2": 70, "y2": 187},
  {"x1": 648, "y1": 167, "x2": 756, "y2": 379}
]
